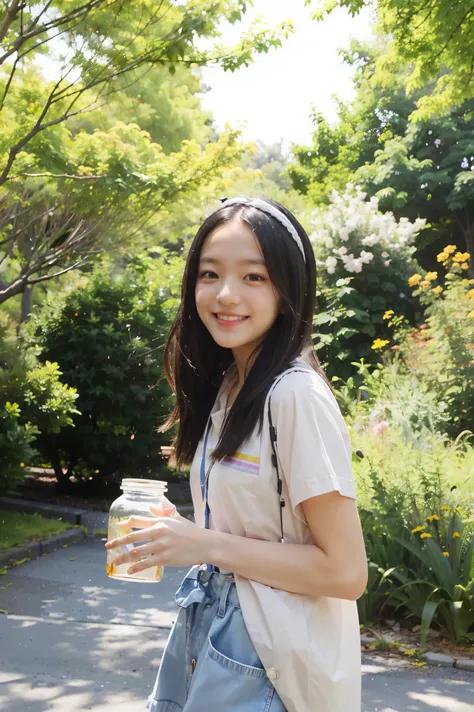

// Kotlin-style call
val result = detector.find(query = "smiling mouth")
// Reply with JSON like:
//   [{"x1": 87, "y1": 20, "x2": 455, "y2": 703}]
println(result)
[{"x1": 214, "y1": 313, "x2": 248, "y2": 323}]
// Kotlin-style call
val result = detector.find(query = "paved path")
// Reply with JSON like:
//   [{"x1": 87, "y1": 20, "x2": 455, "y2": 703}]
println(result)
[{"x1": 0, "y1": 537, "x2": 473, "y2": 711}]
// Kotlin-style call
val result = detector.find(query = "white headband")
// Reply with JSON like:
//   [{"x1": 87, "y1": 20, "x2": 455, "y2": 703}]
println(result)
[{"x1": 220, "y1": 197, "x2": 306, "y2": 263}]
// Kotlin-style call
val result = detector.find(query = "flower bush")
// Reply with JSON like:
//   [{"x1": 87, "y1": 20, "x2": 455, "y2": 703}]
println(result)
[
  {"x1": 309, "y1": 187, "x2": 426, "y2": 380},
  {"x1": 309, "y1": 185, "x2": 426, "y2": 277},
  {"x1": 378, "y1": 246, "x2": 474, "y2": 436},
  {"x1": 351, "y1": 420, "x2": 474, "y2": 645}
]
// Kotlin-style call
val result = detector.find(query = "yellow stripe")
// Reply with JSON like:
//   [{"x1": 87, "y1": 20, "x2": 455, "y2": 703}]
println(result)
[{"x1": 233, "y1": 451, "x2": 260, "y2": 464}]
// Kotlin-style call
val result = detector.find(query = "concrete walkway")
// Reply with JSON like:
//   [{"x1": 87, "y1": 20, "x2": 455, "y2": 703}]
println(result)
[{"x1": 0, "y1": 536, "x2": 473, "y2": 712}]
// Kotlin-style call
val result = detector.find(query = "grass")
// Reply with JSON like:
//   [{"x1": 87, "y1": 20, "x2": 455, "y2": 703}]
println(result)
[{"x1": 0, "y1": 510, "x2": 72, "y2": 551}]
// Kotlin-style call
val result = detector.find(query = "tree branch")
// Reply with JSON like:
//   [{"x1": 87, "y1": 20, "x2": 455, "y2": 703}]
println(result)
[
  {"x1": 0, "y1": 0, "x2": 23, "y2": 43},
  {"x1": 27, "y1": 256, "x2": 91, "y2": 285},
  {"x1": 9, "y1": 172, "x2": 106, "y2": 180}
]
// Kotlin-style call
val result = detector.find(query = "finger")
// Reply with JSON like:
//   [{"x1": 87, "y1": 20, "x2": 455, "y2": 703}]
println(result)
[
  {"x1": 117, "y1": 515, "x2": 158, "y2": 530},
  {"x1": 111, "y1": 540, "x2": 161, "y2": 567},
  {"x1": 105, "y1": 522, "x2": 167, "y2": 550},
  {"x1": 127, "y1": 554, "x2": 164, "y2": 576},
  {"x1": 150, "y1": 504, "x2": 176, "y2": 517}
]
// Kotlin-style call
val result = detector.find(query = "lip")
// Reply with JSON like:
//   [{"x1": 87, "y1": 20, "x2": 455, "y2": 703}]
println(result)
[{"x1": 213, "y1": 313, "x2": 248, "y2": 327}]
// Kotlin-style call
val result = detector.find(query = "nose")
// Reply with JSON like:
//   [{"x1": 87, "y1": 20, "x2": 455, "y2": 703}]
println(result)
[{"x1": 216, "y1": 278, "x2": 241, "y2": 306}]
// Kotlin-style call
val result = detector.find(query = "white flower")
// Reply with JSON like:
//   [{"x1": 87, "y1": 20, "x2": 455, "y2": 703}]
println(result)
[
  {"x1": 382, "y1": 251, "x2": 389, "y2": 258},
  {"x1": 325, "y1": 237, "x2": 334, "y2": 249},
  {"x1": 325, "y1": 256, "x2": 338, "y2": 274},
  {"x1": 337, "y1": 246, "x2": 348, "y2": 256}
]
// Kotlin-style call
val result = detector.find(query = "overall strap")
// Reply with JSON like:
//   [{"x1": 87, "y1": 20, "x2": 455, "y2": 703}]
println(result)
[{"x1": 267, "y1": 367, "x2": 314, "y2": 543}]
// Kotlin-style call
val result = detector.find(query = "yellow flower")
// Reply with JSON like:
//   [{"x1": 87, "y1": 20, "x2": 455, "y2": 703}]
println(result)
[
  {"x1": 403, "y1": 649, "x2": 416, "y2": 656},
  {"x1": 426, "y1": 515, "x2": 440, "y2": 522},
  {"x1": 443, "y1": 552, "x2": 450, "y2": 557},
  {"x1": 408, "y1": 274, "x2": 422, "y2": 286},
  {"x1": 468, "y1": 311, "x2": 474, "y2": 319},
  {"x1": 467, "y1": 289, "x2": 474, "y2": 300},
  {"x1": 453, "y1": 251, "x2": 470, "y2": 262},
  {"x1": 444, "y1": 245, "x2": 457, "y2": 254},
  {"x1": 432, "y1": 286, "x2": 443, "y2": 295},
  {"x1": 461, "y1": 263, "x2": 469, "y2": 270},
  {"x1": 383, "y1": 310, "x2": 394, "y2": 320},
  {"x1": 420, "y1": 532, "x2": 432, "y2": 539},
  {"x1": 425, "y1": 271, "x2": 438, "y2": 281},
  {"x1": 371, "y1": 338, "x2": 390, "y2": 350},
  {"x1": 411, "y1": 525, "x2": 426, "y2": 533},
  {"x1": 419, "y1": 280, "x2": 430, "y2": 288},
  {"x1": 452, "y1": 531, "x2": 460, "y2": 538},
  {"x1": 411, "y1": 662, "x2": 427, "y2": 667},
  {"x1": 20, "y1": 462, "x2": 25, "y2": 468},
  {"x1": 440, "y1": 506, "x2": 451, "y2": 511},
  {"x1": 437, "y1": 252, "x2": 449, "y2": 263}
]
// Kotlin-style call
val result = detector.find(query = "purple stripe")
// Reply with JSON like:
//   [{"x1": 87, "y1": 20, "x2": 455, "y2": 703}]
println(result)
[{"x1": 223, "y1": 458, "x2": 259, "y2": 473}]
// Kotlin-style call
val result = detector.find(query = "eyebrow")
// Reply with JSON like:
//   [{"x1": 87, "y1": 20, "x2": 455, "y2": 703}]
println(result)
[{"x1": 199, "y1": 257, "x2": 266, "y2": 266}]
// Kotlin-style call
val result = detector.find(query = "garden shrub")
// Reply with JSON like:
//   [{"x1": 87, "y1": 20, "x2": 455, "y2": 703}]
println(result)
[
  {"x1": 400, "y1": 246, "x2": 474, "y2": 437},
  {"x1": 27, "y1": 259, "x2": 177, "y2": 494},
  {"x1": 350, "y1": 404, "x2": 474, "y2": 642},
  {"x1": 0, "y1": 402, "x2": 37, "y2": 496},
  {"x1": 0, "y1": 313, "x2": 78, "y2": 495},
  {"x1": 309, "y1": 186, "x2": 426, "y2": 379}
]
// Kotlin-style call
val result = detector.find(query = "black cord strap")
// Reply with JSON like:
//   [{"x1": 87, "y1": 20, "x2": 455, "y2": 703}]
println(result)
[
  {"x1": 267, "y1": 368, "x2": 310, "y2": 544},
  {"x1": 267, "y1": 366, "x2": 364, "y2": 545}
]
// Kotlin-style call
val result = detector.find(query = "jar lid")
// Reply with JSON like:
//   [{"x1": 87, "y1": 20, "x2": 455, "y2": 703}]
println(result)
[{"x1": 120, "y1": 478, "x2": 168, "y2": 493}]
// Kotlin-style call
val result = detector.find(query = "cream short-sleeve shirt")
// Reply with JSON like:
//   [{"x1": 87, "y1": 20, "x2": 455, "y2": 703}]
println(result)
[{"x1": 189, "y1": 358, "x2": 361, "y2": 712}]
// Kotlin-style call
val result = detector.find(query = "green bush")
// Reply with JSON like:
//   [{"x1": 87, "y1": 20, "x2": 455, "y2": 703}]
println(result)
[
  {"x1": 0, "y1": 402, "x2": 37, "y2": 496},
  {"x1": 400, "y1": 246, "x2": 474, "y2": 436},
  {"x1": 27, "y1": 259, "x2": 176, "y2": 493},
  {"x1": 0, "y1": 313, "x2": 79, "y2": 494},
  {"x1": 351, "y1": 418, "x2": 474, "y2": 644}
]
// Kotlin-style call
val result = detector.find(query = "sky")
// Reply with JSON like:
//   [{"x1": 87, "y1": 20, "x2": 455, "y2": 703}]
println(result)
[{"x1": 200, "y1": 1, "x2": 375, "y2": 148}]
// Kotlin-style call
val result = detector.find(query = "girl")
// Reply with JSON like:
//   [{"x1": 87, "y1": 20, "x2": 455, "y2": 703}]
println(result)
[{"x1": 106, "y1": 196, "x2": 368, "y2": 712}]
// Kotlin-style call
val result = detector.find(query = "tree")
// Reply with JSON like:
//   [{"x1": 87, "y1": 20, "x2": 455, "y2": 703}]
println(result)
[
  {"x1": 357, "y1": 105, "x2": 474, "y2": 275},
  {"x1": 288, "y1": 41, "x2": 474, "y2": 275},
  {"x1": 0, "y1": 117, "x2": 245, "y2": 308},
  {"x1": 0, "y1": 1, "x2": 293, "y2": 316},
  {"x1": 74, "y1": 65, "x2": 214, "y2": 153},
  {"x1": 287, "y1": 40, "x2": 419, "y2": 205},
  {"x1": 308, "y1": 0, "x2": 474, "y2": 118},
  {"x1": 0, "y1": 0, "x2": 292, "y2": 185}
]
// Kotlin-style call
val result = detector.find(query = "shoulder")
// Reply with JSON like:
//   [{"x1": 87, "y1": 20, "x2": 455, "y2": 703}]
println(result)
[{"x1": 269, "y1": 366, "x2": 336, "y2": 410}]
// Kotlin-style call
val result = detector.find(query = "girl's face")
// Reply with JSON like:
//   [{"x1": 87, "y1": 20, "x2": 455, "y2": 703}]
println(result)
[{"x1": 195, "y1": 219, "x2": 280, "y2": 367}]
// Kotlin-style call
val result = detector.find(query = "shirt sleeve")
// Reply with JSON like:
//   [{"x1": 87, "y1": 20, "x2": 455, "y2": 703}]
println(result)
[{"x1": 270, "y1": 370, "x2": 357, "y2": 521}]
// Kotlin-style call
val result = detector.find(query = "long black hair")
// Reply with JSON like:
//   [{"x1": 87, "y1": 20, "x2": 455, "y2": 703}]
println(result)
[{"x1": 160, "y1": 197, "x2": 329, "y2": 467}]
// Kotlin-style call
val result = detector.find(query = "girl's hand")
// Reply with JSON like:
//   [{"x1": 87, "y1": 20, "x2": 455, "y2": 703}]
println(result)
[{"x1": 105, "y1": 505, "x2": 206, "y2": 574}]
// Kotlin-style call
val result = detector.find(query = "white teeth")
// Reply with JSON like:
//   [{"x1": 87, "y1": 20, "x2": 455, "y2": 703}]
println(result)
[{"x1": 216, "y1": 314, "x2": 246, "y2": 321}]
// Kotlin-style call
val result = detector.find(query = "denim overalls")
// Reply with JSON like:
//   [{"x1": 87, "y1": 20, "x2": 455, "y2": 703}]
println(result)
[
  {"x1": 146, "y1": 565, "x2": 287, "y2": 712},
  {"x1": 146, "y1": 420, "x2": 287, "y2": 712}
]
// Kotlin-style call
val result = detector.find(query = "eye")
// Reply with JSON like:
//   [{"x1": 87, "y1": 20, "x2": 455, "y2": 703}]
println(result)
[
  {"x1": 199, "y1": 270, "x2": 218, "y2": 279},
  {"x1": 245, "y1": 273, "x2": 265, "y2": 282}
]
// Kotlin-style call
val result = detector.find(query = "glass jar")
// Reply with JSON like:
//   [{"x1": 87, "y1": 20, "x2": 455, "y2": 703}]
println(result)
[{"x1": 106, "y1": 478, "x2": 175, "y2": 583}]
